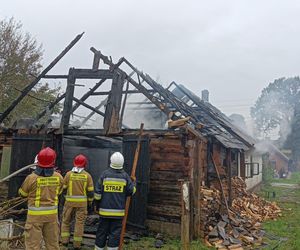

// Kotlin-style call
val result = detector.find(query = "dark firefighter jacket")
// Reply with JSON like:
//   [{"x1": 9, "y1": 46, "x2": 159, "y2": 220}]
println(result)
[{"x1": 94, "y1": 168, "x2": 136, "y2": 218}]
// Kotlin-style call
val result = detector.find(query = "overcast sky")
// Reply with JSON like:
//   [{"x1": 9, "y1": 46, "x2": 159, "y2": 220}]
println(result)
[{"x1": 1, "y1": 0, "x2": 300, "y2": 122}]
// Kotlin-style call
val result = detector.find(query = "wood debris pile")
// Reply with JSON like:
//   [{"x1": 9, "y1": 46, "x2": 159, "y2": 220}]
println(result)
[
  {"x1": 231, "y1": 177, "x2": 281, "y2": 222},
  {"x1": 0, "y1": 197, "x2": 26, "y2": 248},
  {"x1": 200, "y1": 177, "x2": 281, "y2": 249},
  {"x1": 0, "y1": 197, "x2": 27, "y2": 219},
  {"x1": 0, "y1": 182, "x2": 8, "y2": 201}
]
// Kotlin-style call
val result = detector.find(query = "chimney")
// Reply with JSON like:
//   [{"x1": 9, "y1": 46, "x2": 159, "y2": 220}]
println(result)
[{"x1": 201, "y1": 89, "x2": 209, "y2": 102}]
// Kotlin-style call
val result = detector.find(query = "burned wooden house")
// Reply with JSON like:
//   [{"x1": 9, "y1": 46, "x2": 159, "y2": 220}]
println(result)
[{"x1": 0, "y1": 34, "x2": 262, "y2": 239}]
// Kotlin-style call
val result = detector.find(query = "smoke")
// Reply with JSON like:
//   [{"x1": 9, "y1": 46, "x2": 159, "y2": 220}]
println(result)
[
  {"x1": 252, "y1": 87, "x2": 294, "y2": 145},
  {"x1": 253, "y1": 140, "x2": 270, "y2": 155},
  {"x1": 278, "y1": 116, "x2": 293, "y2": 146},
  {"x1": 122, "y1": 104, "x2": 168, "y2": 129}
]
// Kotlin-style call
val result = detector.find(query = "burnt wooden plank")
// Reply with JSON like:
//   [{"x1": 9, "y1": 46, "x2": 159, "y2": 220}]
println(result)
[
  {"x1": 119, "y1": 81, "x2": 129, "y2": 128},
  {"x1": 150, "y1": 170, "x2": 186, "y2": 180},
  {"x1": 147, "y1": 205, "x2": 181, "y2": 217},
  {"x1": 72, "y1": 97, "x2": 105, "y2": 117},
  {"x1": 43, "y1": 75, "x2": 69, "y2": 79},
  {"x1": 72, "y1": 69, "x2": 113, "y2": 79},
  {"x1": 0, "y1": 33, "x2": 83, "y2": 123},
  {"x1": 93, "y1": 50, "x2": 173, "y2": 116},
  {"x1": 150, "y1": 163, "x2": 189, "y2": 173},
  {"x1": 149, "y1": 183, "x2": 181, "y2": 192},
  {"x1": 147, "y1": 215, "x2": 180, "y2": 224},
  {"x1": 35, "y1": 93, "x2": 66, "y2": 122},
  {"x1": 148, "y1": 197, "x2": 180, "y2": 207},
  {"x1": 92, "y1": 49, "x2": 101, "y2": 70},
  {"x1": 150, "y1": 154, "x2": 189, "y2": 165},
  {"x1": 150, "y1": 146, "x2": 185, "y2": 154},
  {"x1": 60, "y1": 68, "x2": 76, "y2": 132},
  {"x1": 150, "y1": 138, "x2": 182, "y2": 146},
  {"x1": 103, "y1": 72, "x2": 125, "y2": 134},
  {"x1": 91, "y1": 89, "x2": 156, "y2": 95}
]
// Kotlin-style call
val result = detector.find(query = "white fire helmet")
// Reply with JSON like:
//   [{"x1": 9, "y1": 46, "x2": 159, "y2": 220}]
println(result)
[{"x1": 110, "y1": 152, "x2": 124, "y2": 169}]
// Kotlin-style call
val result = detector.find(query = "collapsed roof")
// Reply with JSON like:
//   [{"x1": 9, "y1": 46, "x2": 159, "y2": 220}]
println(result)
[
  {"x1": 167, "y1": 82, "x2": 256, "y2": 150},
  {"x1": 0, "y1": 34, "x2": 256, "y2": 150}
]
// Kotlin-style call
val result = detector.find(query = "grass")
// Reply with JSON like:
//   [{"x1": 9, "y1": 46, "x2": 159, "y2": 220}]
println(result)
[
  {"x1": 124, "y1": 237, "x2": 212, "y2": 250},
  {"x1": 260, "y1": 172, "x2": 300, "y2": 250},
  {"x1": 268, "y1": 172, "x2": 300, "y2": 184}
]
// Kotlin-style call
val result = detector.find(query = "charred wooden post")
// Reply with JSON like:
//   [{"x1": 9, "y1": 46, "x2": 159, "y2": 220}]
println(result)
[
  {"x1": 180, "y1": 180, "x2": 190, "y2": 250},
  {"x1": 60, "y1": 68, "x2": 76, "y2": 132},
  {"x1": 0, "y1": 33, "x2": 84, "y2": 123},
  {"x1": 119, "y1": 81, "x2": 129, "y2": 128},
  {"x1": 240, "y1": 152, "x2": 246, "y2": 179},
  {"x1": 227, "y1": 148, "x2": 232, "y2": 206},
  {"x1": 92, "y1": 49, "x2": 101, "y2": 70},
  {"x1": 192, "y1": 139, "x2": 201, "y2": 238},
  {"x1": 103, "y1": 72, "x2": 125, "y2": 134}
]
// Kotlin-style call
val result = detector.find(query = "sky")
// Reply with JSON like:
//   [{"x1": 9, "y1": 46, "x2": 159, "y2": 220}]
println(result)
[{"x1": 1, "y1": 0, "x2": 300, "y2": 126}]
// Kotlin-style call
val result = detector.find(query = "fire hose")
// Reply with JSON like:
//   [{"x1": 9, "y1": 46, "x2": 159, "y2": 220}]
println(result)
[{"x1": 0, "y1": 164, "x2": 36, "y2": 183}]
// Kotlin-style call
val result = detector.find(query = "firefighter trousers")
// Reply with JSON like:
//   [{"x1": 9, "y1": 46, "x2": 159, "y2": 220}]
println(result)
[
  {"x1": 95, "y1": 217, "x2": 122, "y2": 249},
  {"x1": 24, "y1": 221, "x2": 59, "y2": 250},
  {"x1": 61, "y1": 205, "x2": 87, "y2": 248}
]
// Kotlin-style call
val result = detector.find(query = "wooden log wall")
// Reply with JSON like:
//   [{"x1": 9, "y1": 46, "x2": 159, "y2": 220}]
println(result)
[
  {"x1": 147, "y1": 132, "x2": 207, "y2": 237},
  {"x1": 148, "y1": 137, "x2": 188, "y2": 224}
]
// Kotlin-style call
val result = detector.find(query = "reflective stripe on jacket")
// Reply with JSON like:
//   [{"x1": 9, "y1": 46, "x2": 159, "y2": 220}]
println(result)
[
  {"x1": 94, "y1": 168, "x2": 136, "y2": 218},
  {"x1": 18, "y1": 171, "x2": 63, "y2": 222},
  {"x1": 62, "y1": 170, "x2": 94, "y2": 207}
]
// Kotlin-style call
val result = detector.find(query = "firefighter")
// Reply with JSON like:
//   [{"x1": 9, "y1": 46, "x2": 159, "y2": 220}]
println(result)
[
  {"x1": 94, "y1": 152, "x2": 136, "y2": 250},
  {"x1": 18, "y1": 147, "x2": 63, "y2": 250},
  {"x1": 61, "y1": 154, "x2": 94, "y2": 249}
]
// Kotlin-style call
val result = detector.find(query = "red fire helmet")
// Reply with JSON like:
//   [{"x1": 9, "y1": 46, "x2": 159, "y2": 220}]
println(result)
[
  {"x1": 37, "y1": 147, "x2": 56, "y2": 168},
  {"x1": 73, "y1": 154, "x2": 87, "y2": 168}
]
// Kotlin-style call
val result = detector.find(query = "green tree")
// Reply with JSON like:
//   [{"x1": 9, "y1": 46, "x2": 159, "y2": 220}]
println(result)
[
  {"x1": 0, "y1": 18, "x2": 60, "y2": 126},
  {"x1": 291, "y1": 99, "x2": 300, "y2": 169},
  {"x1": 251, "y1": 77, "x2": 300, "y2": 140}
]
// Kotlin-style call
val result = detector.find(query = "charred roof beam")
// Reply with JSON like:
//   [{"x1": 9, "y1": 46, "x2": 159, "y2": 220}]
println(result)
[{"x1": 0, "y1": 33, "x2": 84, "y2": 124}]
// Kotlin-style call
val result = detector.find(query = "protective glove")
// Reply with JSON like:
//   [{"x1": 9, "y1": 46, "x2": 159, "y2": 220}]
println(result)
[{"x1": 94, "y1": 200, "x2": 100, "y2": 212}]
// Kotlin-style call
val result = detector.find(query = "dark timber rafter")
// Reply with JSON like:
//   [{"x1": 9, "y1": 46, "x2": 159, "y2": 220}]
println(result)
[{"x1": 0, "y1": 33, "x2": 84, "y2": 123}]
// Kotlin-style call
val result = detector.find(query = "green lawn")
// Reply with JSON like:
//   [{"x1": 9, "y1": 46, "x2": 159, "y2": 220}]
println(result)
[
  {"x1": 261, "y1": 172, "x2": 300, "y2": 250},
  {"x1": 124, "y1": 238, "x2": 212, "y2": 250}
]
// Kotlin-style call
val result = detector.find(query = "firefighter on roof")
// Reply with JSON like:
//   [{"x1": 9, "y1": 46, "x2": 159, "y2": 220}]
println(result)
[
  {"x1": 19, "y1": 147, "x2": 63, "y2": 250},
  {"x1": 94, "y1": 152, "x2": 136, "y2": 250},
  {"x1": 61, "y1": 154, "x2": 94, "y2": 249}
]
